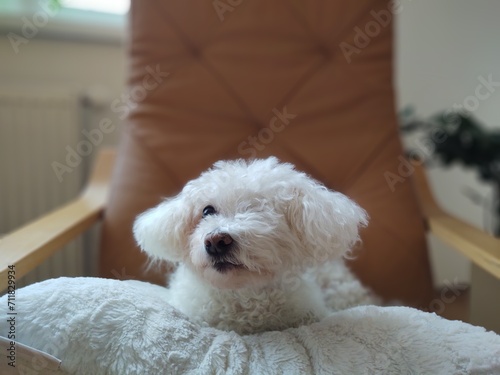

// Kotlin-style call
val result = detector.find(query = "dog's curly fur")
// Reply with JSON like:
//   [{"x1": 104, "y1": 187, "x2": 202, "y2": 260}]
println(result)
[{"x1": 133, "y1": 157, "x2": 369, "y2": 334}]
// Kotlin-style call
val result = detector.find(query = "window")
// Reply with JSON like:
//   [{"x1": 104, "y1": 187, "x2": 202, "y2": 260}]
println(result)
[
  {"x1": 0, "y1": 0, "x2": 129, "y2": 44},
  {"x1": 60, "y1": 0, "x2": 130, "y2": 15}
]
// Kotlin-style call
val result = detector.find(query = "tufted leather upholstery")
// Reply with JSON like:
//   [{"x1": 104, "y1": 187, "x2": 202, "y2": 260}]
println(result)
[{"x1": 100, "y1": 0, "x2": 433, "y2": 307}]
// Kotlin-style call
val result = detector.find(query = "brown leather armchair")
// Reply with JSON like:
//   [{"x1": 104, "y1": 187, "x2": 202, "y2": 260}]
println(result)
[
  {"x1": 2, "y1": 0, "x2": 499, "y2": 317},
  {"x1": 99, "y1": 0, "x2": 433, "y2": 307}
]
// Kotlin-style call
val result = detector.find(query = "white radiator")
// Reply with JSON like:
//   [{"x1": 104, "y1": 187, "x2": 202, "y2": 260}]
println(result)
[{"x1": 0, "y1": 88, "x2": 87, "y2": 288}]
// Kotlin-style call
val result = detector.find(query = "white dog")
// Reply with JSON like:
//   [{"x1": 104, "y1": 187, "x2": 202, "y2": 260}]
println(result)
[{"x1": 133, "y1": 157, "x2": 369, "y2": 334}]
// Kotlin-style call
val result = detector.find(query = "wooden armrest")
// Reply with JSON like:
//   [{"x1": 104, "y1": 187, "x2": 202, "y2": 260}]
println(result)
[
  {"x1": 0, "y1": 149, "x2": 116, "y2": 282},
  {"x1": 413, "y1": 164, "x2": 500, "y2": 280}
]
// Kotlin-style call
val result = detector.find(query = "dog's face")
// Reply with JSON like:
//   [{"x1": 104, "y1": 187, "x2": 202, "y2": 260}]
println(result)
[{"x1": 133, "y1": 157, "x2": 368, "y2": 289}]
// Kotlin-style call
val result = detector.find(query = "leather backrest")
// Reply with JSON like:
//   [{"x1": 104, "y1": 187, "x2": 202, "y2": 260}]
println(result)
[{"x1": 100, "y1": 0, "x2": 433, "y2": 307}]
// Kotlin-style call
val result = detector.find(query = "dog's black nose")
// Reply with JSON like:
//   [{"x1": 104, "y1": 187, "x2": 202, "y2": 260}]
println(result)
[{"x1": 204, "y1": 233, "x2": 234, "y2": 256}]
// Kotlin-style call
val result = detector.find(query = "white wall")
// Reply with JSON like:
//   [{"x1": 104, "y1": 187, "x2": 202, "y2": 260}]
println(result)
[
  {"x1": 396, "y1": 0, "x2": 500, "y2": 286},
  {"x1": 0, "y1": 35, "x2": 126, "y2": 159}
]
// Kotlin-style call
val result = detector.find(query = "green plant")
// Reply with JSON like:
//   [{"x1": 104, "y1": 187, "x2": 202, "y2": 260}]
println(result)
[{"x1": 400, "y1": 107, "x2": 500, "y2": 236}]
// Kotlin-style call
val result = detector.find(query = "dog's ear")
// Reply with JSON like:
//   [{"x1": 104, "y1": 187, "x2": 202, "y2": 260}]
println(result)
[
  {"x1": 287, "y1": 181, "x2": 368, "y2": 265},
  {"x1": 133, "y1": 195, "x2": 192, "y2": 262}
]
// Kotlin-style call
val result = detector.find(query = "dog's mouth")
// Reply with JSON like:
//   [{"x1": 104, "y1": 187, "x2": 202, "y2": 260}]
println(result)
[{"x1": 212, "y1": 260, "x2": 245, "y2": 273}]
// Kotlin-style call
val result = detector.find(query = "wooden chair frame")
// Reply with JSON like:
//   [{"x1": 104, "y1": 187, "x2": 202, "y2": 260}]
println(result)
[
  {"x1": 1, "y1": 148, "x2": 499, "y2": 327},
  {"x1": 0, "y1": 149, "x2": 115, "y2": 282}
]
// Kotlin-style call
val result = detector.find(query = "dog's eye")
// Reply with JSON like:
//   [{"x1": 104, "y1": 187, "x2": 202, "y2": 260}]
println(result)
[{"x1": 202, "y1": 205, "x2": 216, "y2": 217}]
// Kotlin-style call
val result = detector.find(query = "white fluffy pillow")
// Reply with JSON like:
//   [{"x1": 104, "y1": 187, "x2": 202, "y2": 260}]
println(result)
[{"x1": 1, "y1": 277, "x2": 499, "y2": 375}]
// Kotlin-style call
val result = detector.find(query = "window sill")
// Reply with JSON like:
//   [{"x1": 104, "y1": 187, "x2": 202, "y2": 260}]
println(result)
[{"x1": 0, "y1": 7, "x2": 127, "y2": 45}]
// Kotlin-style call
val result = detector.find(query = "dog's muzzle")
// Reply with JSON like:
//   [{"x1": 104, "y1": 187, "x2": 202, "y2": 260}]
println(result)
[
  {"x1": 204, "y1": 232, "x2": 234, "y2": 257},
  {"x1": 204, "y1": 232, "x2": 244, "y2": 273}
]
